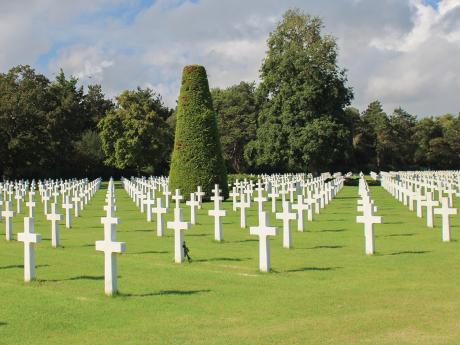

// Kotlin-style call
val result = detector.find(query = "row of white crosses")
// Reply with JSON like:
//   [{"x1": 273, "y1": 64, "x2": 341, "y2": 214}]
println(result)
[
  {"x1": 381, "y1": 171, "x2": 458, "y2": 242},
  {"x1": 231, "y1": 174, "x2": 343, "y2": 233},
  {"x1": 123, "y1": 174, "x2": 344, "y2": 272},
  {"x1": 96, "y1": 178, "x2": 126, "y2": 296},
  {"x1": 129, "y1": 174, "x2": 343, "y2": 242},
  {"x1": 123, "y1": 178, "x2": 212, "y2": 263},
  {"x1": 356, "y1": 175, "x2": 383, "y2": 255},
  {"x1": 123, "y1": 177, "x2": 169, "y2": 237},
  {"x1": 250, "y1": 174, "x2": 344, "y2": 271},
  {"x1": 3, "y1": 178, "x2": 101, "y2": 285},
  {"x1": 1, "y1": 178, "x2": 100, "y2": 244}
]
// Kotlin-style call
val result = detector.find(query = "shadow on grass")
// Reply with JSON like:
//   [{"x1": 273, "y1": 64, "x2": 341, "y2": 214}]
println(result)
[
  {"x1": 231, "y1": 239, "x2": 258, "y2": 243},
  {"x1": 286, "y1": 267, "x2": 342, "y2": 273},
  {"x1": 0, "y1": 322, "x2": 7, "y2": 326},
  {"x1": 68, "y1": 275, "x2": 105, "y2": 281},
  {"x1": 187, "y1": 234, "x2": 210, "y2": 237},
  {"x1": 319, "y1": 229, "x2": 347, "y2": 233},
  {"x1": 0, "y1": 264, "x2": 49, "y2": 270},
  {"x1": 37, "y1": 275, "x2": 107, "y2": 283},
  {"x1": 129, "y1": 250, "x2": 168, "y2": 255},
  {"x1": 118, "y1": 289, "x2": 211, "y2": 298},
  {"x1": 384, "y1": 233, "x2": 416, "y2": 237},
  {"x1": 384, "y1": 221, "x2": 404, "y2": 225},
  {"x1": 303, "y1": 245, "x2": 344, "y2": 250},
  {"x1": 194, "y1": 257, "x2": 250, "y2": 263},
  {"x1": 387, "y1": 250, "x2": 431, "y2": 256}
]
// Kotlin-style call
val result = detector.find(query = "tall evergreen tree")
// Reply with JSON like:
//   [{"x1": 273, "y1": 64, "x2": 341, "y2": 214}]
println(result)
[
  {"x1": 247, "y1": 9, "x2": 353, "y2": 173},
  {"x1": 389, "y1": 107, "x2": 417, "y2": 168},
  {"x1": 169, "y1": 65, "x2": 228, "y2": 200},
  {"x1": 83, "y1": 84, "x2": 114, "y2": 129},
  {"x1": 361, "y1": 100, "x2": 391, "y2": 170}
]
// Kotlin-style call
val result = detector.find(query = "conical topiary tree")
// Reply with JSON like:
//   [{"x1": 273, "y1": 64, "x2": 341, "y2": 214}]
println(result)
[{"x1": 169, "y1": 65, "x2": 228, "y2": 200}]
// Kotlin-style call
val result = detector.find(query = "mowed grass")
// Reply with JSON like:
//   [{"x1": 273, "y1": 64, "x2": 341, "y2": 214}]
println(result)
[{"x1": 1, "y1": 182, "x2": 460, "y2": 345}]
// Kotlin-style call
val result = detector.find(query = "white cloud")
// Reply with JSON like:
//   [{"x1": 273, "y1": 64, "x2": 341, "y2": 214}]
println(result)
[
  {"x1": 365, "y1": 0, "x2": 460, "y2": 116},
  {"x1": 49, "y1": 45, "x2": 114, "y2": 82},
  {"x1": 0, "y1": 0, "x2": 459, "y2": 116}
]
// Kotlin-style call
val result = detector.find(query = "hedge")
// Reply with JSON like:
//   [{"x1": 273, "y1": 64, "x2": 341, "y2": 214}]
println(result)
[{"x1": 168, "y1": 65, "x2": 228, "y2": 200}]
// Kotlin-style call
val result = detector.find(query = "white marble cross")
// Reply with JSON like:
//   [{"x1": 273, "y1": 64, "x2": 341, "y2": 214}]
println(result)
[
  {"x1": 229, "y1": 187, "x2": 238, "y2": 211},
  {"x1": 254, "y1": 181, "x2": 267, "y2": 213},
  {"x1": 250, "y1": 211, "x2": 278, "y2": 272},
  {"x1": 421, "y1": 191, "x2": 439, "y2": 228},
  {"x1": 313, "y1": 191, "x2": 321, "y2": 214},
  {"x1": 276, "y1": 201, "x2": 296, "y2": 249},
  {"x1": 163, "y1": 187, "x2": 171, "y2": 209},
  {"x1": 356, "y1": 203, "x2": 382, "y2": 255},
  {"x1": 196, "y1": 186, "x2": 205, "y2": 209},
  {"x1": 139, "y1": 192, "x2": 146, "y2": 213},
  {"x1": 103, "y1": 194, "x2": 116, "y2": 215},
  {"x1": 235, "y1": 193, "x2": 250, "y2": 228},
  {"x1": 268, "y1": 187, "x2": 279, "y2": 213},
  {"x1": 292, "y1": 195, "x2": 309, "y2": 232},
  {"x1": 62, "y1": 195, "x2": 73, "y2": 229},
  {"x1": 167, "y1": 208, "x2": 191, "y2": 263},
  {"x1": 96, "y1": 209, "x2": 126, "y2": 296},
  {"x1": 79, "y1": 190, "x2": 85, "y2": 210},
  {"x1": 15, "y1": 192, "x2": 23, "y2": 214},
  {"x1": 17, "y1": 217, "x2": 42, "y2": 282},
  {"x1": 143, "y1": 192, "x2": 155, "y2": 222},
  {"x1": 47, "y1": 203, "x2": 63, "y2": 247},
  {"x1": 2, "y1": 201, "x2": 15, "y2": 241},
  {"x1": 407, "y1": 188, "x2": 416, "y2": 211},
  {"x1": 172, "y1": 189, "x2": 183, "y2": 209},
  {"x1": 74, "y1": 194, "x2": 81, "y2": 217},
  {"x1": 443, "y1": 185, "x2": 456, "y2": 207},
  {"x1": 304, "y1": 191, "x2": 316, "y2": 221},
  {"x1": 209, "y1": 185, "x2": 226, "y2": 241},
  {"x1": 434, "y1": 197, "x2": 457, "y2": 242},
  {"x1": 25, "y1": 193, "x2": 36, "y2": 218},
  {"x1": 186, "y1": 193, "x2": 199, "y2": 225},
  {"x1": 52, "y1": 189, "x2": 60, "y2": 203},
  {"x1": 152, "y1": 198, "x2": 167, "y2": 237},
  {"x1": 42, "y1": 192, "x2": 50, "y2": 215},
  {"x1": 413, "y1": 192, "x2": 426, "y2": 218},
  {"x1": 288, "y1": 183, "x2": 296, "y2": 203}
]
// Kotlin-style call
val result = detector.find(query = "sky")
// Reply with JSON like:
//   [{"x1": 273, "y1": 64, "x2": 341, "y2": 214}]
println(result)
[{"x1": 0, "y1": 0, "x2": 459, "y2": 117}]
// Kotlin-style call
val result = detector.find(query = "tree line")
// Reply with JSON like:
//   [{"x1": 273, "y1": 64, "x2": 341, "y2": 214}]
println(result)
[{"x1": 0, "y1": 9, "x2": 459, "y2": 179}]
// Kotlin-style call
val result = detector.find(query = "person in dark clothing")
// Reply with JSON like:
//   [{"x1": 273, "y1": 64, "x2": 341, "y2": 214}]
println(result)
[{"x1": 183, "y1": 241, "x2": 192, "y2": 263}]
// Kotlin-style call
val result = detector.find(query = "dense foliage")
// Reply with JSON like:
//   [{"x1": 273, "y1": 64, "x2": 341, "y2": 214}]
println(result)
[
  {"x1": 211, "y1": 82, "x2": 258, "y2": 173},
  {"x1": 98, "y1": 88, "x2": 173, "y2": 175},
  {"x1": 245, "y1": 9, "x2": 354, "y2": 173},
  {"x1": 0, "y1": 66, "x2": 114, "y2": 178},
  {"x1": 168, "y1": 65, "x2": 228, "y2": 200},
  {"x1": 0, "y1": 9, "x2": 459, "y2": 178}
]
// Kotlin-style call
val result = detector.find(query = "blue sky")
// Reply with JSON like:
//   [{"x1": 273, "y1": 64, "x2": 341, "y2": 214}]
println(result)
[
  {"x1": 1, "y1": 0, "x2": 459, "y2": 116},
  {"x1": 424, "y1": 0, "x2": 440, "y2": 8}
]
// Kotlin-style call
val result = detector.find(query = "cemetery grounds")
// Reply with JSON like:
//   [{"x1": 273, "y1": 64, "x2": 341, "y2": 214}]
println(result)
[{"x1": 1, "y1": 180, "x2": 460, "y2": 345}]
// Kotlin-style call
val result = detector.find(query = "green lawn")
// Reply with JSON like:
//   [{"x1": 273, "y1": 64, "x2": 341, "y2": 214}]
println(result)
[{"x1": 1, "y1": 183, "x2": 460, "y2": 345}]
